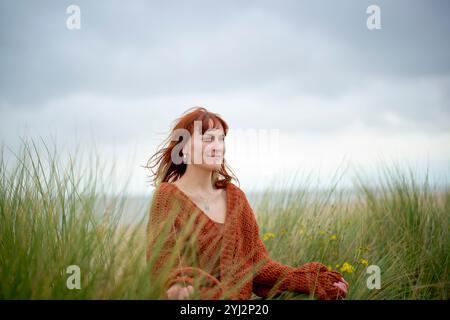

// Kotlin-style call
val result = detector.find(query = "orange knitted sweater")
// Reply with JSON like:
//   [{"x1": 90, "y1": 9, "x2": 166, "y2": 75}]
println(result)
[{"x1": 146, "y1": 181, "x2": 346, "y2": 300}]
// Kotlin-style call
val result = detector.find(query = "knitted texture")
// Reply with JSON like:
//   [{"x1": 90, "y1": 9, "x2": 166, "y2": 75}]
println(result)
[{"x1": 146, "y1": 182, "x2": 347, "y2": 300}]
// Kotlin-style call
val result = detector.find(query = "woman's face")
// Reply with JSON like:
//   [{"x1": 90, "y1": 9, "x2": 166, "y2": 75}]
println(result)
[{"x1": 183, "y1": 125, "x2": 225, "y2": 171}]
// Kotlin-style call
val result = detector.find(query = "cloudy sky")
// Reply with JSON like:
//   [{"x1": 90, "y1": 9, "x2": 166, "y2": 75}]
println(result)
[{"x1": 1, "y1": 0, "x2": 449, "y2": 196}]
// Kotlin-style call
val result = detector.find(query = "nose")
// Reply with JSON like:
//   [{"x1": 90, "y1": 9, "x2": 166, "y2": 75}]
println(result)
[
  {"x1": 211, "y1": 148, "x2": 223, "y2": 156},
  {"x1": 211, "y1": 143, "x2": 224, "y2": 156}
]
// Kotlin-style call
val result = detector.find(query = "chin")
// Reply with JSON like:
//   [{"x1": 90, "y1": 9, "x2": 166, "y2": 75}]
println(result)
[
  {"x1": 207, "y1": 165, "x2": 222, "y2": 172},
  {"x1": 201, "y1": 157, "x2": 223, "y2": 170},
  {"x1": 200, "y1": 162, "x2": 222, "y2": 172}
]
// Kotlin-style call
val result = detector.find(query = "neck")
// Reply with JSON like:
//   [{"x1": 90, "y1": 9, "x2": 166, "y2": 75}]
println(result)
[{"x1": 178, "y1": 165, "x2": 216, "y2": 194}]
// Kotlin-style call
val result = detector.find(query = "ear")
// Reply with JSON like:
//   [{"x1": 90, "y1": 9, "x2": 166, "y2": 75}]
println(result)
[
  {"x1": 182, "y1": 138, "x2": 192, "y2": 153},
  {"x1": 181, "y1": 138, "x2": 190, "y2": 155}
]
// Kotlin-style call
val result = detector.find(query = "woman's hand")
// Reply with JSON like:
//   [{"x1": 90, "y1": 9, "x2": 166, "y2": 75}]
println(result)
[
  {"x1": 332, "y1": 277, "x2": 349, "y2": 297},
  {"x1": 166, "y1": 283, "x2": 195, "y2": 300}
]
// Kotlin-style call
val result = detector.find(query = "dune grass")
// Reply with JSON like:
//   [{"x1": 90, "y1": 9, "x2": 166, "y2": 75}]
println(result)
[{"x1": 0, "y1": 137, "x2": 448, "y2": 299}]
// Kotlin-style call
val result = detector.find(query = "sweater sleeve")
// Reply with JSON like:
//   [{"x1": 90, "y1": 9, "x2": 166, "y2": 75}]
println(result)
[
  {"x1": 146, "y1": 184, "x2": 224, "y2": 299},
  {"x1": 244, "y1": 194, "x2": 346, "y2": 300},
  {"x1": 146, "y1": 184, "x2": 192, "y2": 289}
]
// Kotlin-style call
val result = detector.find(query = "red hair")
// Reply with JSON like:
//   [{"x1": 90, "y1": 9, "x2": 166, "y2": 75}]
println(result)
[{"x1": 146, "y1": 107, "x2": 239, "y2": 189}]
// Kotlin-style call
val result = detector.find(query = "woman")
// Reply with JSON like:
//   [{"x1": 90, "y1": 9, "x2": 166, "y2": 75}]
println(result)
[{"x1": 145, "y1": 107, "x2": 349, "y2": 300}]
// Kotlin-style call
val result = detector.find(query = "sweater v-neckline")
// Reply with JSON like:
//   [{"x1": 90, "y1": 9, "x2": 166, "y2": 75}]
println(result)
[
  {"x1": 167, "y1": 182, "x2": 230, "y2": 233},
  {"x1": 161, "y1": 181, "x2": 239, "y2": 285}
]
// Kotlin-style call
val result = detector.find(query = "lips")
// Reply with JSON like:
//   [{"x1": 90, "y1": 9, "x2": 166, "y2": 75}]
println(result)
[{"x1": 209, "y1": 155, "x2": 223, "y2": 162}]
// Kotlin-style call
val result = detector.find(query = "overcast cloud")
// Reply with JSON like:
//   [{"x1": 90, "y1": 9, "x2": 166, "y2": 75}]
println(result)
[{"x1": 1, "y1": 0, "x2": 449, "y2": 195}]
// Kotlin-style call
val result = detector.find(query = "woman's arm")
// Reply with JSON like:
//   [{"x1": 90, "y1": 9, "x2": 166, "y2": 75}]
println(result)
[
  {"x1": 146, "y1": 184, "x2": 224, "y2": 299},
  {"x1": 146, "y1": 184, "x2": 194, "y2": 290},
  {"x1": 241, "y1": 192, "x2": 347, "y2": 300}
]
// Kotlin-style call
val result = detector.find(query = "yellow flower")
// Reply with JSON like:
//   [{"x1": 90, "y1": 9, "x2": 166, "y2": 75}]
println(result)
[
  {"x1": 335, "y1": 264, "x2": 340, "y2": 268},
  {"x1": 359, "y1": 258, "x2": 369, "y2": 266},
  {"x1": 340, "y1": 262, "x2": 355, "y2": 273},
  {"x1": 357, "y1": 246, "x2": 370, "y2": 254},
  {"x1": 319, "y1": 230, "x2": 326, "y2": 235},
  {"x1": 262, "y1": 232, "x2": 276, "y2": 241},
  {"x1": 330, "y1": 234, "x2": 337, "y2": 241},
  {"x1": 327, "y1": 265, "x2": 333, "y2": 271}
]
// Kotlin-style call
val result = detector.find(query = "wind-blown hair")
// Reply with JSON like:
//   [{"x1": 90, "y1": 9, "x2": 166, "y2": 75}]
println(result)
[{"x1": 145, "y1": 106, "x2": 239, "y2": 189}]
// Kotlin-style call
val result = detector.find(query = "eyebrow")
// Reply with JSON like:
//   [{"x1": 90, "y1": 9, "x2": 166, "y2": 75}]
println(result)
[{"x1": 204, "y1": 132, "x2": 225, "y2": 137}]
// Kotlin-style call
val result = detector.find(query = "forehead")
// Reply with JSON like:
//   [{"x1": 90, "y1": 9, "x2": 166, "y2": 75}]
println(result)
[
  {"x1": 203, "y1": 118, "x2": 224, "y2": 135},
  {"x1": 204, "y1": 127, "x2": 224, "y2": 135}
]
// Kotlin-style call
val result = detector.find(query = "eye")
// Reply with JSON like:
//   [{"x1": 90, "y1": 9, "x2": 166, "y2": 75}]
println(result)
[{"x1": 202, "y1": 136, "x2": 212, "y2": 142}]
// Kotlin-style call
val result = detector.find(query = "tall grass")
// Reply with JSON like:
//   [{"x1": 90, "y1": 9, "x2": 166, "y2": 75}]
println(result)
[{"x1": 0, "y1": 138, "x2": 448, "y2": 299}]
